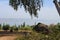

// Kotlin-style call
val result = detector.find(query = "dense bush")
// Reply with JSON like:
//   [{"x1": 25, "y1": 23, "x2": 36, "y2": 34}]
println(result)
[
  {"x1": 0, "y1": 24, "x2": 1, "y2": 30},
  {"x1": 11, "y1": 25, "x2": 18, "y2": 32},
  {"x1": 19, "y1": 25, "x2": 32, "y2": 31},
  {"x1": 16, "y1": 23, "x2": 60, "y2": 40},
  {"x1": 0, "y1": 23, "x2": 60, "y2": 40},
  {"x1": 10, "y1": 27, "x2": 13, "y2": 32},
  {"x1": 33, "y1": 23, "x2": 50, "y2": 34},
  {"x1": 14, "y1": 27, "x2": 18, "y2": 31},
  {"x1": 3, "y1": 24, "x2": 10, "y2": 31}
]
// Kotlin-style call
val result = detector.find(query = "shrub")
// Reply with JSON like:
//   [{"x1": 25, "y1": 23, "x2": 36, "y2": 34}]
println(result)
[
  {"x1": 20, "y1": 26, "x2": 32, "y2": 31},
  {"x1": 3, "y1": 24, "x2": 10, "y2": 31},
  {"x1": 0, "y1": 24, "x2": 1, "y2": 30},
  {"x1": 10, "y1": 27, "x2": 13, "y2": 32},
  {"x1": 14, "y1": 27, "x2": 18, "y2": 31},
  {"x1": 33, "y1": 23, "x2": 50, "y2": 34}
]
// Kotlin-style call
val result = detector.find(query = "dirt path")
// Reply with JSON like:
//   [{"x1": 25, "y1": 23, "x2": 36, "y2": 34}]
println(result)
[{"x1": 0, "y1": 36, "x2": 17, "y2": 40}]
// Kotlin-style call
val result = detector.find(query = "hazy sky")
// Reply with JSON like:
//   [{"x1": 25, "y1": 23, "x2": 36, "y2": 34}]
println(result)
[{"x1": 0, "y1": 0, "x2": 60, "y2": 24}]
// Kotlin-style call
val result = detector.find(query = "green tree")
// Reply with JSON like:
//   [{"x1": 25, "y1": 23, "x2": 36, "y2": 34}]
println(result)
[
  {"x1": 10, "y1": 27, "x2": 14, "y2": 32},
  {"x1": 14, "y1": 27, "x2": 18, "y2": 31},
  {"x1": 3, "y1": 24, "x2": 10, "y2": 31},
  {"x1": 18, "y1": 25, "x2": 21, "y2": 30},
  {"x1": 0, "y1": 24, "x2": 2, "y2": 30},
  {"x1": 23, "y1": 22, "x2": 25, "y2": 27},
  {"x1": 9, "y1": 0, "x2": 43, "y2": 17},
  {"x1": 9, "y1": 0, "x2": 60, "y2": 17},
  {"x1": 12, "y1": 25, "x2": 18, "y2": 31},
  {"x1": 57, "y1": 23, "x2": 60, "y2": 30}
]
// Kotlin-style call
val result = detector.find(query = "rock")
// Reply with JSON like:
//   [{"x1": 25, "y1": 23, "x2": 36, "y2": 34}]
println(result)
[{"x1": 33, "y1": 23, "x2": 50, "y2": 34}]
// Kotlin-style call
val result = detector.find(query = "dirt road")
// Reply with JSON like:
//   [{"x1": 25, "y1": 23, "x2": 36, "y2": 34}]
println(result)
[
  {"x1": 0, "y1": 31, "x2": 31, "y2": 40},
  {"x1": 0, "y1": 36, "x2": 17, "y2": 40}
]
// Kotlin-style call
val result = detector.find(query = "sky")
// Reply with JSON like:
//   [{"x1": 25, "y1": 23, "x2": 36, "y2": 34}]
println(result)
[{"x1": 0, "y1": 0, "x2": 60, "y2": 25}]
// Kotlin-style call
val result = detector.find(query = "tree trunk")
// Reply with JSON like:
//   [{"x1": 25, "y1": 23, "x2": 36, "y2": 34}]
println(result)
[{"x1": 53, "y1": 0, "x2": 60, "y2": 15}]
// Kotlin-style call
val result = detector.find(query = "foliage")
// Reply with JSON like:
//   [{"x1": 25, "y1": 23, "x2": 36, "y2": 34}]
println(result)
[
  {"x1": 20, "y1": 26, "x2": 32, "y2": 31},
  {"x1": 9, "y1": 0, "x2": 60, "y2": 17},
  {"x1": 9, "y1": 0, "x2": 43, "y2": 17},
  {"x1": 11, "y1": 25, "x2": 18, "y2": 31},
  {"x1": 22, "y1": 22, "x2": 25, "y2": 27},
  {"x1": 14, "y1": 27, "x2": 18, "y2": 31},
  {"x1": 0, "y1": 24, "x2": 1, "y2": 30},
  {"x1": 57, "y1": 23, "x2": 60, "y2": 30},
  {"x1": 18, "y1": 25, "x2": 21, "y2": 30},
  {"x1": 15, "y1": 23, "x2": 60, "y2": 40},
  {"x1": 16, "y1": 31, "x2": 46, "y2": 40},
  {"x1": 3, "y1": 24, "x2": 10, "y2": 31},
  {"x1": 10, "y1": 27, "x2": 14, "y2": 32},
  {"x1": 0, "y1": 23, "x2": 60, "y2": 40},
  {"x1": 33, "y1": 23, "x2": 49, "y2": 34}
]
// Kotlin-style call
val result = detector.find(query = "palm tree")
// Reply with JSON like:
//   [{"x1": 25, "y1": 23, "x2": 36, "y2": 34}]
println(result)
[{"x1": 9, "y1": 0, "x2": 60, "y2": 17}]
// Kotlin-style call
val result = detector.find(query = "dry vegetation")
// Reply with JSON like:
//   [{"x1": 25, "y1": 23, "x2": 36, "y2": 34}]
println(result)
[{"x1": 0, "y1": 23, "x2": 60, "y2": 40}]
